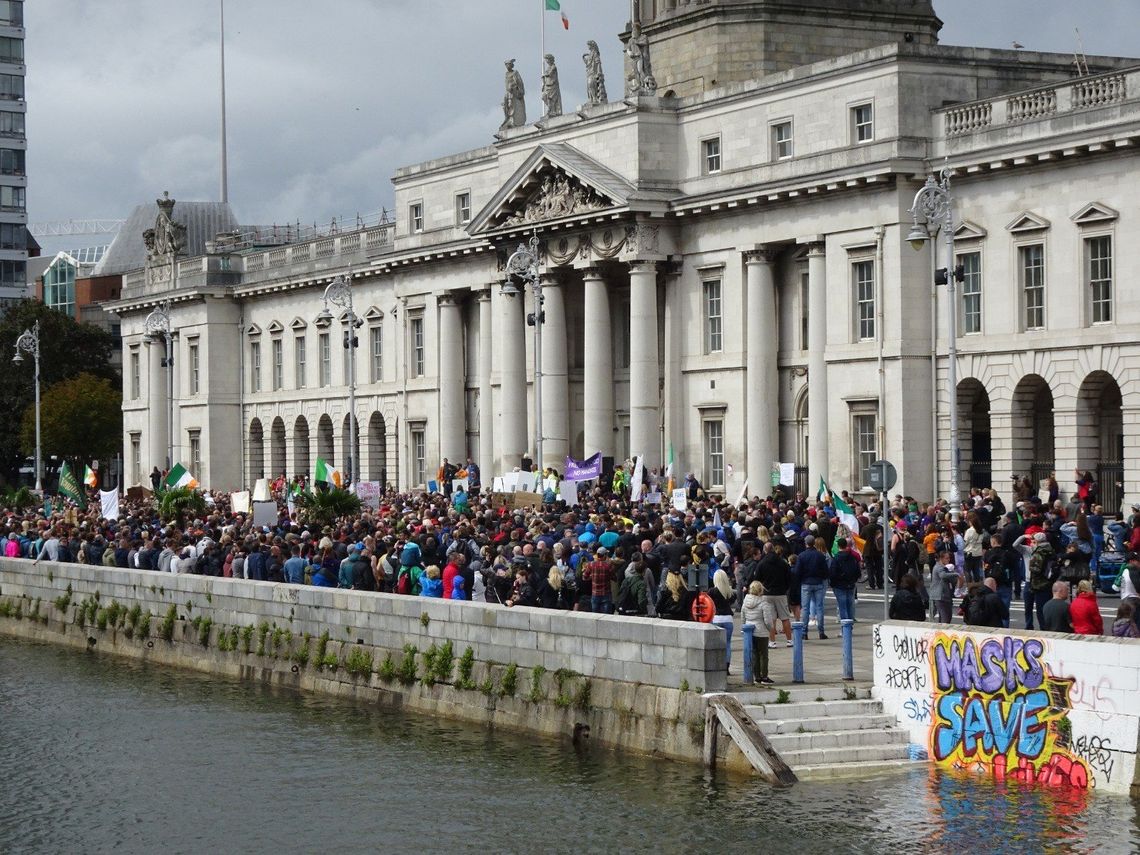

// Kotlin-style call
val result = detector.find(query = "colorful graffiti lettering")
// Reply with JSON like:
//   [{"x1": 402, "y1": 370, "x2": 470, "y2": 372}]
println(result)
[{"x1": 928, "y1": 633, "x2": 1091, "y2": 789}]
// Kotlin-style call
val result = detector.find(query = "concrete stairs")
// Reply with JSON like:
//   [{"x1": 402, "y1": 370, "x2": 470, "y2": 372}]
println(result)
[{"x1": 738, "y1": 685, "x2": 923, "y2": 781}]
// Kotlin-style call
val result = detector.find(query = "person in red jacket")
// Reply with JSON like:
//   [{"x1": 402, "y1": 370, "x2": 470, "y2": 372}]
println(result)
[
  {"x1": 1070, "y1": 579, "x2": 1104, "y2": 635},
  {"x1": 442, "y1": 553, "x2": 466, "y2": 604}
]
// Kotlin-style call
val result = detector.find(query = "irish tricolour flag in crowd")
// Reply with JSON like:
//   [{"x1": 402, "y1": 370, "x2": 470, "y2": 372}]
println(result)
[
  {"x1": 819, "y1": 477, "x2": 859, "y2": 532},
  {"x1": 164, "y1": 462, "x2": 199, "y2": 490},
  {"x1": 83, "y1": 465, "x2": 98, "y2": 488},
  {"x1": 314, "y1": 457, "x2": 343, "y2": 489}
]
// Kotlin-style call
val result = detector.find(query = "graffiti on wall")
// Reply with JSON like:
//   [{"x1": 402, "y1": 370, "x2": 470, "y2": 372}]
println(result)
[{"x1": 927, "y1": 633, "x2": 1091, "y2": 789}]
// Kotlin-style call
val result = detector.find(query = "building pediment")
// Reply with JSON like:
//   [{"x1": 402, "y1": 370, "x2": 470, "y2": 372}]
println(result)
[
  {"x1": 955, "y1": 220, "x2": 987, "y2": 240},
  {"x1": 1071, "y1": 202, "x2": 1118, "y2": 226},
  {"x1": 1006, "y1": 211, "x2": 1051, "y2": 234},
  {"x1": 467, "y1": 142, "x2": 635, "y2": 236}
]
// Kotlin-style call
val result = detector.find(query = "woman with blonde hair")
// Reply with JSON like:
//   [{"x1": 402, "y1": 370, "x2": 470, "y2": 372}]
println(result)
[
  {"x1": 742, "y1": 581, "x2": 776, "y2": 684},
  {"x1": 656, "y1": 568, "x2": 694, "y2": 620},
  {"x1": 709, "y1": 568, "x2": 736, "y2": 671},
  {"x1": 538, "y1": 564, "x2": 564, "y2": 609}
]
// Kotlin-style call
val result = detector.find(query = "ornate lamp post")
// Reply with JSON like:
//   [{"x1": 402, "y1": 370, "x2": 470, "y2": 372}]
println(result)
[
  {"x1": 908, "y1": 168, "x2": 964, "y2": 521},
  {"x1": 144, "y1": 302, "x2": 174, "y2": 471},
  {"x1": 503, "y1": 233, "x2": 544, "y2": 473},
  {"x1": 13, "y1": 320, "x2": 41, "y2": 492},
  {"x1": 316, "y1": 273, "x2": 360, "y2": 486}
]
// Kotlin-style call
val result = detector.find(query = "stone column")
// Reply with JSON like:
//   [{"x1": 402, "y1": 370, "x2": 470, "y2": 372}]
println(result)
[
  {"x1": 629, "y1": 260, "x2": 660, "y2": 469},
  {"x1": 477, "y1": 289, "x2": 495, "y2": 480},
  {"x1": 541, "y1": 273, "x2": 569, "y2": 469},
  {"x1": 582, "y1": 267, "x2": 614, "y2": 459},
  {"x1": 438, "y1": 293, "x2": 466, "y2": 464},
  {"x1": 1122, "y1": 405, "x2": 1140, "y2": 516},
  {"x1": 746, "y1": 249, "x2": 779, "y2": 498},
  {"x1": 498, "y1": 284, "x2": 527, "y2": 472},
  {"x1": 147, "y1": 338, "x2": 168, "y2": 471},
  {"x1": 662, "y1": 260, "x2": 683, "y2": 477},
  {"x1": 806, "y1": 241, "x2": 829, "y2": 484}
]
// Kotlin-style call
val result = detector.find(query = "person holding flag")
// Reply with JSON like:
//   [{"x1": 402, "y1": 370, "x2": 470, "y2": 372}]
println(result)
[
  {"x1": 57, "y1": 461, "x2": 87, "y2": 509},
  {"x1": 314, "y1": 457, "x2": 343, "y2": 490}
]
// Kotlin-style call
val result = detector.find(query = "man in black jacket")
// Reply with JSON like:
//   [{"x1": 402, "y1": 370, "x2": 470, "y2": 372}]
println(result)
[
  {"x1": 965, "y1": 578, "x2": 1009, "y2": 628},
  {"x1": 828, "y1": 538, "x2": 861, "y2": 622},
  {"x1": 797, "y1": 536, "x2": 831, "y2": 639},
  {"x1": 753, "y1": 544, "x2": 793, "y2": 646}
]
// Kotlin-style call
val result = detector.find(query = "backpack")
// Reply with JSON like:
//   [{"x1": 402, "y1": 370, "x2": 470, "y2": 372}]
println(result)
[
  {"x1": 966, "y1": 594, "x2": 990, "y2": 626},
  {"x1": 396, "y1": 566, "x2": 413, "y2": 595}
]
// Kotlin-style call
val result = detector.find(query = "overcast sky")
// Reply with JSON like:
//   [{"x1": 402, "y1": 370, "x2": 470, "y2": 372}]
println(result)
[{"x1": 25, "y1": 0, "x2": 1140, "y2": 246}]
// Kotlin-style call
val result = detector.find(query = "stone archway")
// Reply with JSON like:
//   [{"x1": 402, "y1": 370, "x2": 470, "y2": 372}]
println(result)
[
  {"x1": 270, "y1": 416, "x2": 286, "y2": 479},
  {"x1": 293, "y1": 416, "x2": 311, "y2": 480},
  {"x1": 1077, "y1": 371, "x2": 1124, "y2": 511},
  {"x1": 1010, "y1": 374, "x2": 1054, "y2": 486},
  {"x1": 367, "y1": 411, "x2": 387, "y2": 485},
  {"x1": 317, "y1": 414, "x2": 334, "y2": 463},
  {"x1": 248, "y1": 418, "x2": 265, "y2": 485},
  {"x1": 958, "y1": 378, "x2": 991, "y2": 491}
]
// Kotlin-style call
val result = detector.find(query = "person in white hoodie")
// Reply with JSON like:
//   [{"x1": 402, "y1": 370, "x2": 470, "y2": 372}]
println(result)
[{"x1": 742, "y1": 581, "x2": 777, "y2": 685}]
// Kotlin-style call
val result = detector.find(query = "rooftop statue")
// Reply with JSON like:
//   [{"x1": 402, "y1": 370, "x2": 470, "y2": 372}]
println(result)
[
  {"x1": 584, "y1": 40, "x2": 608, "y2": 105},
  {"x1": 499, "y1": 59, "x2": 527, "y2": 131},
  {"x1": 626, "y1": 23, "x2": 656, "y2": 97},
  {"x1": 142, "y1": 191, "x2": 187, "y2": 262},
  {"x1": 541, "y1": 54, "x2": 562, "y2": 119}
]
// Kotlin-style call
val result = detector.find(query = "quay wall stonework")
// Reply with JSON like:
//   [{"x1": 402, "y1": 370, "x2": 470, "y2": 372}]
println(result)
[
  {"x1": 0, "y1": 560, "x2": 748, "y2": 771},
  {"x1": 874, "y1": 621, "x2": 1140, "y2": 796}
]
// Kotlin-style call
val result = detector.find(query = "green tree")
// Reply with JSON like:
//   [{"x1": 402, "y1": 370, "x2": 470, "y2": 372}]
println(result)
[
  {"x1": 20, "y1": 372, "x2": 122, "y2": 467},
  {"x1": 1, "y1": 302, "x2": 118, "y2": 483}
]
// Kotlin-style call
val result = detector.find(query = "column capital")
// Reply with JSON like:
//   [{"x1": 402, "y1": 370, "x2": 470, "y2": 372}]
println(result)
[
  {"x1": 628, "y1": 259, "x2": 659, "y2": 275},
  {"x1": 798, "y1": 236, "x2": 827, "y2": 256},
  {"x1": 581, "y1": 266, "x2": 606, "y2": 283},
  {"x1": 475, "y1": 286, "x2": 494, "y2": 302},
  {"x1": 743, "y1": 246, "x2": 780, "y2": 265},
  {"x1": 437, "y1": 291, "x2": 464, "y2": 307}
]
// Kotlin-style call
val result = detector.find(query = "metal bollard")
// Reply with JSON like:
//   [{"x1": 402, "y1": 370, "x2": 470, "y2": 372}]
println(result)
[
  {"x1": 840, "y1": 618, "x2": 854, "y2": 681},
  {"x1": 792, "y1": 620, "x2": 805, "y2": 684},
  {"x1": 742, "y1": 623, "x2": 755, "y2": 684}
]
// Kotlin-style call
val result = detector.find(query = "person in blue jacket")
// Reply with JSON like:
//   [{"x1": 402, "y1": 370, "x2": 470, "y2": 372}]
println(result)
[
  {"x1": 450, "y1": 576, "x2": 466, "y2": 600},
  {"x1": 420, "y1": 565, "x2": 444, "y2": 598}
]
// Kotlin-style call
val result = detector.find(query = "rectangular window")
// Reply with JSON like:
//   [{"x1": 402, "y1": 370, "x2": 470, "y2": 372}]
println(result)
[
  {"x1": 852, "y1": 103, "x2": 874, "y2": 143},
  {"x1": 1087, "y1": 235, "x2": 1112, "y2": 324},
  {"x1": 853, "y1": 412, "x2": 877, "y2": 489},
  {"x1": 771, "y1": 120, "x2": 793, "y2": 160},
  {"x1": 703, "y1": 277, "x2": 723, "y2": 353},
  {"x1": 272, "y1": 338, "x2": 284, "y2": 390},
  {"x1": 249, "y1": 341, "x2": 261, "y2": 392},
  {"x1": 410, "y1": 316, "x2": 425, "y2": 378},
  {"x1": 410, "y1": 202, "x2": 424, "y2": 234},
  {"x1": 701, "y1": 136, "x2": 721, "y2": 174},
  {"x1": 294, "y1": 334, "x2": 306, "y2": 388},
  {"x1": 0, "y1": 110, "x2": 22, "y2": 137},
  {"x1": 189, "y1": 430, "x2": 202, "y2": 479},
  {"x1": 0, "y1": 37, "x2": 22, "y2": 64},
  {"x1": 130, "y1": 434, "x2": 141, "y2": 485},
  {"x1": 800, "y1": 268, "x2": 809, "y2": 350},
  {"x1": 0, "y1": 74, "x2": 24, "y2": 101},
  {"x1": 853, "y1": 259, "x2": 875, "y2": 341},
  {"x1": 1020, "y1": 244, "x2": 1045, "y2": 330},
  {"x1": 455, "y1": 192, "x2": 471, "y2": 225},
  {"x1": 370, "y1": 325, "x2": 383, "y2": 382},
  {"x1": 0, "y1": 147, "x2": 23, "y2": 174},
  {"x1": 704, "y1": 419, "x2": 725, "y2": 488},
  {"x1": 0, "y1": 184, "x2": 24, "y2": 210},
  {"x1": 319, "y1": 332, "x2": 331, "y2": 386},
  {"x1": 0, "y1": 2, "x2": 24, "y2": 26},
  {"x1": 0, "y1": 221, "x2": 21, "y2": 248},
  {"x1": 130, "y1": 347, "x2": 140, "y2": 400},
  {"x1": 0, "y1": 258, "x2": 24, "y2": 289},
  {"x1": 188, "y1": 340, "x2": 200, "y2": 394},
  {"x1": 411, "y1": 427, "x2": 427, "y2": 486},
  {"x1": 959, "y1": 250, "x2": 982, "y2": 334}
]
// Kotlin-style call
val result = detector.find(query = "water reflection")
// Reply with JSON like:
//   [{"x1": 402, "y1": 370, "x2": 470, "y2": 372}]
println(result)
[{"x1": 0, "y1": 638, "x2": 1136, "y2": 855}]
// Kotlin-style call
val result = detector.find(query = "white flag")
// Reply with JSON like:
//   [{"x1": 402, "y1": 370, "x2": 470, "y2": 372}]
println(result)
[
  {"x1": 630, "y1": 455, "x2": 645, "y2": 501},
  {"x1": 99, "y1": 490, "x2": 120, "y2": 521}
]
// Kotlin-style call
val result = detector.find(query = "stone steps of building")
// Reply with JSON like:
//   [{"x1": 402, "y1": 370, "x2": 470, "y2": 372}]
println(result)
[
  {"x1": 765, "y1": 726, "x2": 909, "y2": 752},
  {"x1": 753, "y1": 712, "x2": 898, "y2": 734},
  {"x1": 744, "y1": 698, "x2": 882, "y2": 720},
  {"x1": 777, "y1": 742, "x2": 913, "y2": 768},
  {"x1": 793, "y1": 758, "x2": 924, "y2": 783}
]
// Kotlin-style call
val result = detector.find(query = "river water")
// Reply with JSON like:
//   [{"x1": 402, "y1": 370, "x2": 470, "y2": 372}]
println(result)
[{"x1": 1, "y1": 638, "x2": 1137, "y2": 854}]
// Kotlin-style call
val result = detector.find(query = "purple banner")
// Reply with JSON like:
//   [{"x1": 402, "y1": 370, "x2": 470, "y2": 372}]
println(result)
[{"x1": 564, "y1": 452, "x2": 603, "y2": 481}]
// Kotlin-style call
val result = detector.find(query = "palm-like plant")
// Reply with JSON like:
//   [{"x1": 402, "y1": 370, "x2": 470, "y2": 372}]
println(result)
[
  {"x1": 157, "y1": 486, "x2": 208, "y2": 523},
  {"x1": 293, "y1": 488, "x2": 362, "y2": 528},
  {"x1": 2, "y1": 485, "x2": 36, "y2": 511}
]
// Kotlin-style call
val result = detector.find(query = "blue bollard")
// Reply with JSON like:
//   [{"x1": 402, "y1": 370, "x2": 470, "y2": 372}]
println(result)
[
  {"x1": 792, "y1": 620, "x2": 805, "y2": 684},
  {"x1": 840, "y1": 618, "x2": 854, "y2": 681},
  {"x1": 742, "y1": 623, "x2": 755, "y2": 684}
]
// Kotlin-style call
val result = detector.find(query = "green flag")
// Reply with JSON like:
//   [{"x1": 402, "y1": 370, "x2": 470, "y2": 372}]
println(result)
[{"x1": 58, "y1": 461, "x2": 87, "y2": 508}]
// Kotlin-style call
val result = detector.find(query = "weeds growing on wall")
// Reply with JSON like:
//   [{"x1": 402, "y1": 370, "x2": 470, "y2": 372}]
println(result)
[
  {"x1": 378, "y1": 652, "x2": 397, "y2": 682},
  {"x1": 54, "y1": 585, "x2": 72, "y2": 614},
  {"x1": 315, "y1": 630, "x2": 330, "y2": 667},
  {"x1": 500, "y1": 663, "x2": 519, "y2": 698},
  {"x1": 137, "y1": 611, "x2": 151, "y2": 638},
  {"x1": 255, "y1": 621, "x2": 270, "y2": 656},
  {"x1": 159, "y1": 604, "x2": 178, "y2": 641},
  {"x1": 291, "y1": 633, "x2": 311, "y2": 666},
  {"x1": 528, "y1": 665, "x2": 548, "y2": 703},
  {"x1": 455, "y1": 646, "x2": 476, "y2": 690},
  {"x1": 397, "y1": 645, "x2": 418, "y2": 685},
  {"x1": 345, "y1": 646, "x2": 373, "y2": 677},
  {"x1": 240, "y1": 625, "x2": 254, "y2": 654}
]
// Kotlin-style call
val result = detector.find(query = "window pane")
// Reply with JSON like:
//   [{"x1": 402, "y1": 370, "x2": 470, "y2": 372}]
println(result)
[
  {"x1": 705, "y1": 420, "x2": 724, "y2": 487},
  {"x1": 854, "y1": 414, "x2": 877, "y2": 488},
  {"x1": 295, "y1": 336, "x2": 306, "y2": 388},
  {"x1": 1088, "y1": 236, "x2": 1112, "y2": 324},
  {"x1": 853, "y1": 260, "x2": 875, "y2": 340},
  {"x1": 704, "y1": 279, "x2": 722, "y2": 353},
  {"x1": 1020, "y1": 244, "x2": 1045, "y2": 330},
  {"x1": 371, "y1": 326, "x2": 383, "y2": 382},
  {"x1": 959, "y1": 251, "x2": 982, "y2": 334}
]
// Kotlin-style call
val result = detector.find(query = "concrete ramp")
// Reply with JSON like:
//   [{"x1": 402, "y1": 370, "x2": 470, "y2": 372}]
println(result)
[{"x1": 704, "y1": 693, "x2": 798, "y2": 786}]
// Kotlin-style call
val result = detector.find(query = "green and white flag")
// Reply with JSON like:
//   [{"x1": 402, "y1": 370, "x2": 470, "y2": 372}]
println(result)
[
  {"x1": 163, "y1": 462, "x2": 199, "y2": 490},
  {"x1": 833, "y1": 492, "x2": 860, "y2": 533},
  {"x1": 545, "y1": 0, "x2": 569, "y2": 29},
  {"x1": 57, "y1": 461, "x2": 87, "y2": 508},
  {"x1": 817, "y1": 476, "x2": 831, "y2": 503},
  {"x1": 314, "y1": 457, "x2": 343, "y2": 489}
]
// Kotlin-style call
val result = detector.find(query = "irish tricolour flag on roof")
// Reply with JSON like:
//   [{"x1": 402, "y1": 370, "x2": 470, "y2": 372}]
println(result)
[
  {"x1": 164, "y1": 463, "x2": 199, "y2": 490},
  {"x1": 545, "y1": 0, "x2": 569, "y2": 29}
]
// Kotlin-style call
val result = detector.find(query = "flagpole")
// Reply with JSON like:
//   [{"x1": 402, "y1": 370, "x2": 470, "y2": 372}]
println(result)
[{"x1": 540, "y1": 0, "x2": 545, "y2": 89}]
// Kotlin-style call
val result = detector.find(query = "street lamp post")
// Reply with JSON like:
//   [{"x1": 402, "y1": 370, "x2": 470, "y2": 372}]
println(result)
[
  {"x1": 317, "y1": 273, "x2": 360, "y2": 486},
  {"x1": 503, "y1": 233, "x2": 543, "y2": 473},
  {"x1": 13, "y1": 320, "x2": 41, "y2": 492},
  {"x1": 144, "y1": 302, "x2": 174, "y2": 472},
  {"x1": 908, "y1": 167, "x2": 964, "y2": 522}
]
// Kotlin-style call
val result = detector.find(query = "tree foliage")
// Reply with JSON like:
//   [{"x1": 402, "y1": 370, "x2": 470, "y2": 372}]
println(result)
[
  {"x1": 0, "y1": 301, "x2": 118, "y2": 483},
  {"x1": 20, "y1": 372, "x2": 122, "y2": 464},
  {"x1": 294, "y1": 488, "x2": 362, "y2": 528},
  {"x1": 158, "y1": 486, "x2": 208, "y2": 523}
]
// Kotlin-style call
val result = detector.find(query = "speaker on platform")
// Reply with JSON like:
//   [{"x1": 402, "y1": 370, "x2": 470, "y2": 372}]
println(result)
[{"x1": 601, "y1": 456, "x2": 615, "y2": 487}]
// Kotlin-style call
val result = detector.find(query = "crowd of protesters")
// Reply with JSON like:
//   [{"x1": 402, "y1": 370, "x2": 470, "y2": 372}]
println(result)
[{"x1": 4, "y1": 465, "x2": 1140, "y2": 686}]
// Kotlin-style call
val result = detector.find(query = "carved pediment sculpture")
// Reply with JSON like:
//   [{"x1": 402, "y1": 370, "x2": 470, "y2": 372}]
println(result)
[{"x1": 500, "y1": 168, "x2": 613, "y2": 227}]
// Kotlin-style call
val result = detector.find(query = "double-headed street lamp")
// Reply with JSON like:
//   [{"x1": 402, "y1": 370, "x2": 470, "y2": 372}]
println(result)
[
  {"x1": 316, "y1": 273, "x2": 360, "y2": 486},
  {"x1": 13, "y1": 320, "x2": 41, "y2": 492},
  {"x1": 144, "y1": 301, "x2": 174, "y2": 471},
  {"x1": 908, "y1": 167, "x2": 964, "y2": 522},
  {"x1": 503, "y1": 232, "x2": 544, "y2": 473}
]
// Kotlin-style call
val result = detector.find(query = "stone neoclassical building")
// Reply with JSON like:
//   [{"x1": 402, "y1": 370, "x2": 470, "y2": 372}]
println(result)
[{"x1": 108, "y1": 0, "x2": 1140, "y2": 511}]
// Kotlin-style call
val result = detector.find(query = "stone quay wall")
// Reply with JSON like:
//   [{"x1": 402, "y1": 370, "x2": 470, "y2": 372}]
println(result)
[
  {"x1": 0, "y1": 559, "x2": 743, "y2": 770},
  {"x1": 874, "y1": 620, "x2": 1140, "y2": 796}
]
